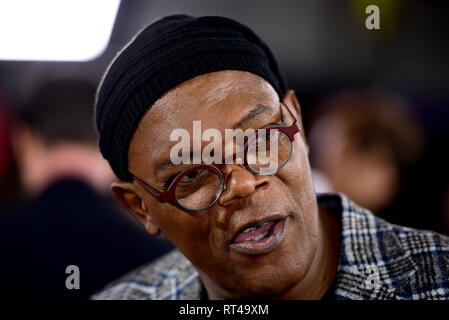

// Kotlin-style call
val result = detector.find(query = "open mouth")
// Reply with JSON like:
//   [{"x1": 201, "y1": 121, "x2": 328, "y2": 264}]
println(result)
[
  {"x1": 230, "y1": 218, "x2": 286, "y2": 255},
  {"x1": 233, "y1": 220, "x2": 278, "y2": 243}
]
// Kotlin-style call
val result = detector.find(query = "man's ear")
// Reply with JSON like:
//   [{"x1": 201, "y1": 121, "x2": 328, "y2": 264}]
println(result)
[
  {"x1": 111, "y1": 181, "x2": 161, "y2": 235},
  {"x1": 282, "y1": 90, "x2": 309, "y2": 155}
]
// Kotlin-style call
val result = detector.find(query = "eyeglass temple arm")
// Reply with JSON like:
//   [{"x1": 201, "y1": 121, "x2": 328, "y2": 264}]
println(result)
[{"x1": 133, "y1": 175, "x2": 164, "y2": 202}]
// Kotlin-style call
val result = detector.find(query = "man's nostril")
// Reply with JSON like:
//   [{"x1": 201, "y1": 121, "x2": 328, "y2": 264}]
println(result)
[
  {"x1": 256, "y1": 181, "x2": 268, "y2": 189},
  {"x1": 255, "y1": 177, "x2": 270, "y2": 190}
]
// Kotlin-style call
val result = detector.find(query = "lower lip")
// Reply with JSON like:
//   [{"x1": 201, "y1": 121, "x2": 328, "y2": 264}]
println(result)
[{"x1": 229, "y1": 219, "x2": 286, "y2": 256}]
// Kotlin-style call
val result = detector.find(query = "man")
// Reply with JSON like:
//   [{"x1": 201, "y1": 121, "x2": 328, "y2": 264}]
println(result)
[
  {"x1": 92, "y1": 15, "x2": 449, "y2": 300},
  {"x1": 0, "y1": 79, "x2": 172, "y2": 299}
]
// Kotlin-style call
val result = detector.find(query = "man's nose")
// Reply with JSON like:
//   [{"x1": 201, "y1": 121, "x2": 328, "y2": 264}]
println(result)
[{"x1": 218, "y1": 164, "x2": 270, "y2": 206}]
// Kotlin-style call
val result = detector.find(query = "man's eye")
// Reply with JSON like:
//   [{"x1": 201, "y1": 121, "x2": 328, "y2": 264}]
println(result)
[
  {"x1": 180, "y1": 169, "x2": 205, "y2": 183},
  {"x1": 185, "y1": 170, "x2": 199, "y2": 180},
  {"x1": 162, "y1": 173, "x2": 180, "y2": 189}
]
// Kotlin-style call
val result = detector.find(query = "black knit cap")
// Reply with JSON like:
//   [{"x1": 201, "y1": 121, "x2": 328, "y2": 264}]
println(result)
[{"x1": 95, "y1": 14, "x2": 287, "y2": 181}]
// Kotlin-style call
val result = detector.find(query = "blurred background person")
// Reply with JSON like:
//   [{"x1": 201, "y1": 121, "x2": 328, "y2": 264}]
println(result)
[
  {"x1": 0, "y1": 78, "x2": 173, "y2": 299},
  {"x1": 308, "y1": 89, "x2": 424, "y2": 222}
]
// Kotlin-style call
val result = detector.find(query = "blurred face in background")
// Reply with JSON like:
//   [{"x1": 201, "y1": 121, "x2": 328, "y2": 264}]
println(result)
[
  {"x1": 11, "y1": 79, "x2": 116, "y2": 197},
  {"x1": 117, "y1": 70, "x2": 337, "y2": 299},
  {"x1": 12, "y1": 124, "x2": 115, "y2": 196},
  {"x1": 311, "y1": 114, "x2": 400, "y2": 213},
  {"x1": 309, "y1": 90, "x2": 423, "y2": 214}
]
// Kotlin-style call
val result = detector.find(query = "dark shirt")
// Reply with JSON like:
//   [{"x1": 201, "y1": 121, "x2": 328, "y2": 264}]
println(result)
[{"x1": 0, "y1": 178, "x2": 173, "y2": 299}]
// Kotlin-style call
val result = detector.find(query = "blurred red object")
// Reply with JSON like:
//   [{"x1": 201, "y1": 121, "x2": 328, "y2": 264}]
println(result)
[{"x1": 0, "y1": 94, "x2": 13, "y2": 182}]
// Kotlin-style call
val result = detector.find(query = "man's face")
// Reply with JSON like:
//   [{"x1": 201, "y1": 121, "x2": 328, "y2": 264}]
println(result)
[{"x1": 127, "y1": 70, "x2": 320, "y2": 298}]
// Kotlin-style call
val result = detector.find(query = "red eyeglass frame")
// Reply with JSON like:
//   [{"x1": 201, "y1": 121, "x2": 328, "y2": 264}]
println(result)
[{"x1": 132, "y1": 121, "x2": 301, "y2": 212}]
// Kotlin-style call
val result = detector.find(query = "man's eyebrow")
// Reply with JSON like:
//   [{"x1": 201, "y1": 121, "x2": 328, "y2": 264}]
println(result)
[
  {"x1": 232, "y1": 104, "x2": 273, "y2": 129},
  {"x1": 156, "y1": 158, "x2": 176, "y2": 173},
  {"x1": 155, "y1": 150, "x2": 195, "y2": 175}
]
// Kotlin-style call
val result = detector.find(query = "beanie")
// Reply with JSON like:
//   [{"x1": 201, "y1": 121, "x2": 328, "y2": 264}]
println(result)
[{"x1": 95, "y1": 14, "x2": 287, "y2": 181}]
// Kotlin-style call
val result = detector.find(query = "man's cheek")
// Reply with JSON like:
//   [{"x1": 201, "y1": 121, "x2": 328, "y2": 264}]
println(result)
[
  {"x1": 168, "y1": 219, "x2": 208, "y2": 248},
  {"x1": 278, "y1": 164, "x2": 306, "y2": 192},
  {"x1": 287, "y1": 153, "x2": 313, "y2": 187}
]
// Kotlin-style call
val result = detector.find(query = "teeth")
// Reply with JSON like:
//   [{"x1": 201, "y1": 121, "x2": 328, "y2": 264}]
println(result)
[
  {"x1": 251, "y1": 231, "x2": 269, "y2": 241},
  {"x1": 243, "y1": 226, "x2": 257, "y2": 233},
  {"x1": 243, "y1": 221, "x2": 270, "y2": 233}
]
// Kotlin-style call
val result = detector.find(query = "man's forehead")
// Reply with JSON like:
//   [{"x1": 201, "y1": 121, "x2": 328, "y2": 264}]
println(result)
[
  {"x1": 128, "y1": 71, "x2": 280, "y2": 173},
  {"x1": 146, "y1": 71, "x2": 278, "y2": 127}
]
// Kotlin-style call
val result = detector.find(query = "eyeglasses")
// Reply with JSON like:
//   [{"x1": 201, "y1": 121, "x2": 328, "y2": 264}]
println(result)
[{"x1": 132, "y1": 121, "x2": 301, "y2": 212}]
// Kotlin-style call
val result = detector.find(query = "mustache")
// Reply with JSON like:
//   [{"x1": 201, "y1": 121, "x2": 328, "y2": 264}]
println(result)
[{"x1": 212, "y1": 194, "x2": 292, "y2": 230}]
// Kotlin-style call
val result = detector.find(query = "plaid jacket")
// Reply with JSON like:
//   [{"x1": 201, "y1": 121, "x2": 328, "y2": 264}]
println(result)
[{"x1": 92, "y1": 193, "x2": 449, "y2": 300}]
